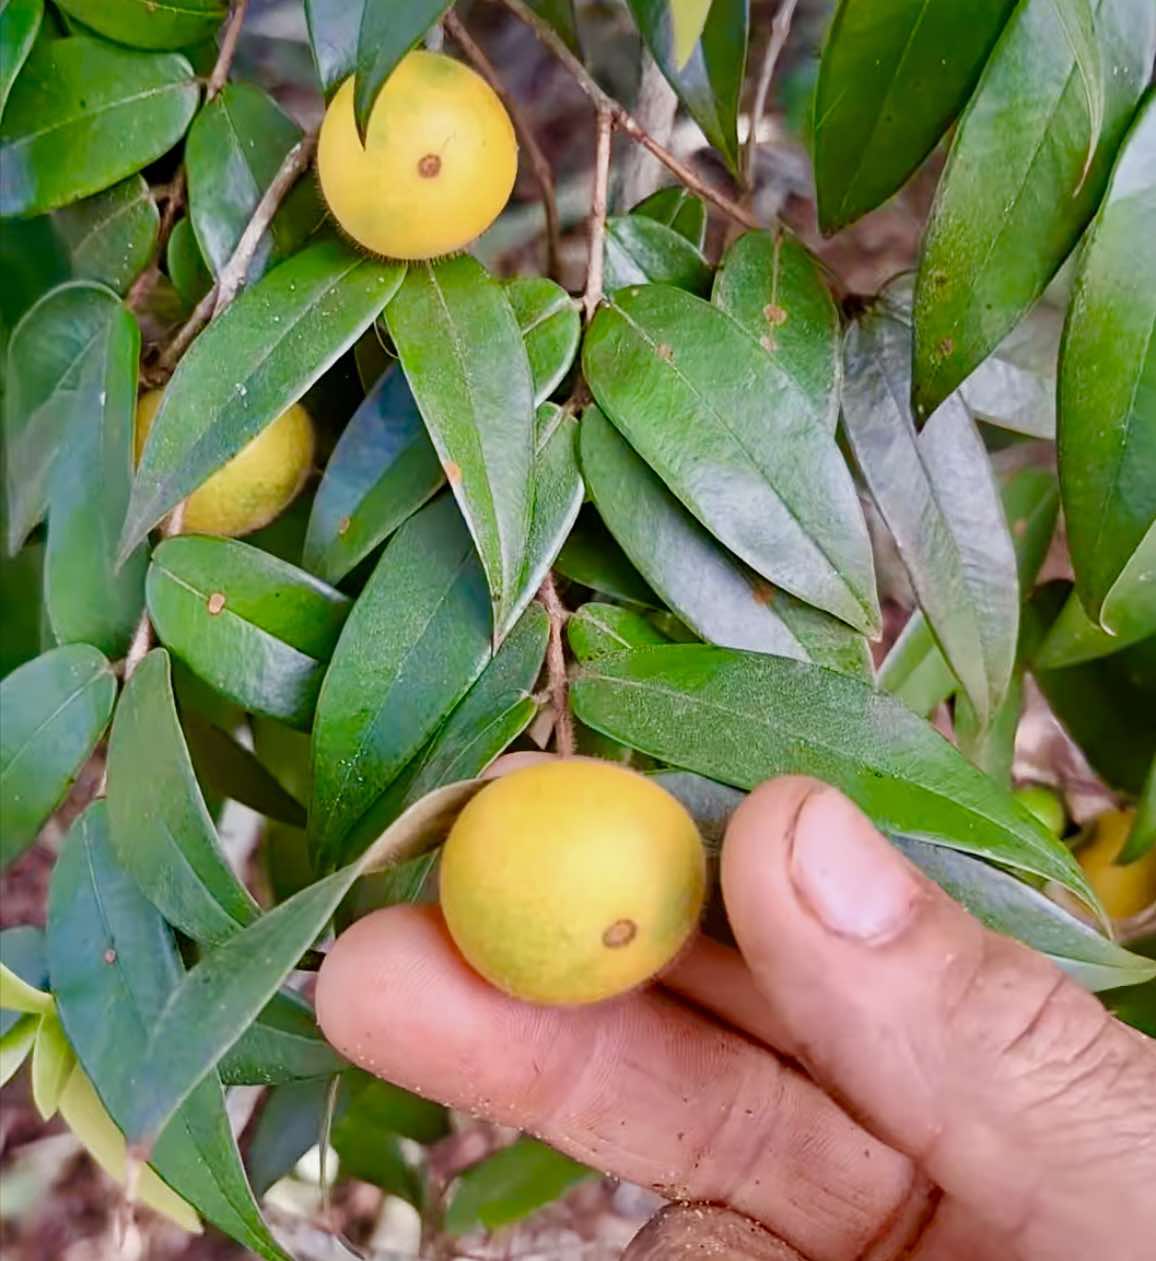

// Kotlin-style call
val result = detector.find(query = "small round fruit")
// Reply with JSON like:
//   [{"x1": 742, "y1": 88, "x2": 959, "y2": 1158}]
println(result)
[
  {"x1": 316, "y1": 52, "x2": 518, "y2": 260},
  {"x1": 135, "y1": 390, "x2": 314, "y2": 537},
  {"x1": 1013, "y1": 784, "x2": 1067, "y2": 837},
  {"x1": 1077, "y1": 808, "x2": 1156, "y2": 921},
  {"x1": 440, "y1": 760, "x2": 707, "y2": 1005}
]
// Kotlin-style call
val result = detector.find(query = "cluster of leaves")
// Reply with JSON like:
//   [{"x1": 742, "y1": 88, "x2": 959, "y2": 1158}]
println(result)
[{"x1": 1, "y1": 0, "x2": 1155, "y2": 1250}]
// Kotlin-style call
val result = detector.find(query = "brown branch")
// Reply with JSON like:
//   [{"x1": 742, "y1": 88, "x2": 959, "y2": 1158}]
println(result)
[
  {"x1": 538, "y1": 573, "x2": 575, "y2": 757},
  {"x1": 742, "y1": 0, "x2": 799, "y2": 186},
  {"x1": 206, "y1": 0, "x2": 249, "y2": 100},
  {"x1": 445, "y1": 11, "x2": 562, "y2": 281},
  {"x1": 500, "y1": 0, "x2": 760, "y2": 231},
  {"x1": 584, "y1": 108, "x2": 612, "y2": 321}
]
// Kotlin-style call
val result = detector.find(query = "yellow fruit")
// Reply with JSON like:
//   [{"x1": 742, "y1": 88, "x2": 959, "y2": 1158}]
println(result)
[
  {"x1": 1013, "y1": 784, "x2": 1067, "y2": 837},
  {"x1": 135, "y1": 390, "x2": 314, "y2": 537},
  {"x1": 316, "y1": 52, "x2": 518, "y2": 260},
  {"x1": 440, "y1": 760, "x2": 707, "y2": 1006},
  {"x1": 1078, "y1": 808, "x2": 1156, "y2": 920}
]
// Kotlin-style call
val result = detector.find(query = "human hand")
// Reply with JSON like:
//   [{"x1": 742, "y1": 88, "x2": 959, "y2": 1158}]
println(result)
[{"x1": 316, "y1": 777, "x2": 1156, "y2": 1260}]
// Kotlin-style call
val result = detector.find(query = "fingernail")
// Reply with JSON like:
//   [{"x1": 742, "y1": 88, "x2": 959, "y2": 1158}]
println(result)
[{"x1": 789, "y1": 788, "x2": 920, "y2": 942}]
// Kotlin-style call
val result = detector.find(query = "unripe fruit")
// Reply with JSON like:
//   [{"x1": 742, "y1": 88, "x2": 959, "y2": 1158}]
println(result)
[
  {"x1": 135, "y1": 390, "x2": 314, "y2": 537},
  {"x1": 316, "y1": 52, "x2": 518, "y2": 260},
  {"x1": 1013, "y1": 784, "x2": 1067, "y2": 837},
  {"x1": 1077, "y1": 808, "x2": 1156, "y2": 921},
  {"x1": 440, "y1": 760, "x2": 707, "y2": 1005}
]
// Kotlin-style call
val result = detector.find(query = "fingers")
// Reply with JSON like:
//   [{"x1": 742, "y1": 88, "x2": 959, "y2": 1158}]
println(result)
[
  {"x1": 623, "y1": 1205, "x2": 802, "y2": 1260},
  {"x1": 722, "y1": 777, "x2": 1156, "y2": 1258},
  {"x1": 316, "y1": 904, "x2": 922, "y2": 1261}
]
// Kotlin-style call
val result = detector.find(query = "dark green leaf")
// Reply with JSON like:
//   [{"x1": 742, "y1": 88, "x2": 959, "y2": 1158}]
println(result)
[
  {"x1": 568, "y1": 602, "x2": 669, "y2": 662},
  {"x1": 584, "y1": 285, "x2": 879, "y2": 634},
  {"x1": 955, "y1": 671, "x2": 1022, "y2": 785},
  {"x1": 218, "y1": 990, "x2": 345, "y2": 1086},
  {"x1": 0, "y1": 542, "x2": 44, "y2": 677},
  {"x1": 53, "y1": 176, "x2": 158, "y2": 295},
  {"x1": 183, "y1": 713, "x2": 307, "y2": 827},
  {"x1": 912, "y1": 0, "x2": 1155, "y2": 415},
  {"x1": 445, "y1": 1138, "x2": 591, "y2": 1235},
  {"x1": 504, "y1": 276, "x2": 582, "y2": 406},
  {"x1": 252, "y1": 715, "x2": 312, "y2": 805},
  {"x1": 1118, "y1": 759, "x2": 1155, "y2": 864},
  {"x1": 876, "y1": 611, "x2": 958, "y2": 717},
  {"x1": 53, "y1": 0, "x2": 226, "y2": 49},
  {"x1": 554, "y1": 506, "x2": 658, "y2": 607},
  {"x1": 0, "y1": 37, "x2": 198, "y2": 217},
  {"x1": 305, "y1": 0, "x2": 364, "y2": 95},
  {"x1": 603, "y1": 215, "x2": 712, "y2": 295},
  {"x1": 147, "y1": 536, "x2": 350, "y2": 729},
  {"x1": 122, "y1": 239, "x2": 405, "y2": 559},
  {"x1": 1104, "y1": 977, "x2": 1156, "y2": 1036},
  {"x1": 525, "y1": 0, "x2": 581, "y2": 54},
  {"x1": 332, "y1": 1122, "x2": 422, "y2": 1204},
  {"x1": 813, "y1": 0, "x2": 1016, "y2": 233},
  {"x1": 166, "y1": 216, "x2": 212, "y2": 310},
  {"x1": 354, "y1": 0, "x2": 451, "y2": 141},
  {"x1": 246, "y1": 1077, "x2": 334, "y2": 1197},
  {"x1": 0, "y1": 926, "x2": 48, "y2": 1038},
  {"x1": 1037, "y1": 586, "x2": 1155, "y2": 668},
  {"x1": 106, "y1": 649, "x2": 260, "y2": 944},
  {"x1": 0, "y1": 214, "x2": 69, "y2": 350},
  {"x1": 631, "y1": 186, "x2": 706, "y2": 249},
  {"x1": 338, "y1": 1069, "x2": 450, "y2": 1142},
  {"x1": 0, "y1": 0, "x2": 42, "y2": 122},
  {"x1": 0, "y1": 644, "x2": 114, "y2": 868},
  {"x1": 386, "y1": 257, "x2": 535, "y2": 631}
]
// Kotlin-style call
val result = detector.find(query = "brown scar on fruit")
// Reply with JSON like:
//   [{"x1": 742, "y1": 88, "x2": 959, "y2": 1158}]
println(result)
[
  {"x1": 603, "y1": 919, "x2": 638, "y2": 948},
  {"x1": 207, "y1": 592, "x2": 226, "y2": 615},
  {"x1": 445, "y1": 461, "x2": 462, "y2": 485},
  {"x1": 656, "y1": 343, "x2": 674, "y2": 361},
  {"x1": 417, "y1": 154, "x2": 442, "y2": 178}
]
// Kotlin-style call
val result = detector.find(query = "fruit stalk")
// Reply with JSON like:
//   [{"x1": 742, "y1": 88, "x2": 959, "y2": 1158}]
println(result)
[{"x1": 538, "y1": 573, "x2": 576, "y2": 757}]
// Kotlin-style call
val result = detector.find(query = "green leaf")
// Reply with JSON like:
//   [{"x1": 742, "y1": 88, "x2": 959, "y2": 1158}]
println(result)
[
  {"x1": 1118, "y1": 758, "x2": 1155, "y2": 864},
  {"x1": 1048, "y1": 0, "x2": 1103, "y2": 186},
  {"x1": 338, "y1": 1069, "x2": 450, "y2": 1142},
  {"x1": 626, "y1": 0, "x2": 748, "y2": 171},
  {"x1": 182, "y1": 713, "x2": 307, "y2": 828},
  {"x1": 386, "y1": 257, "x2": 536, "y2": 632},
  {"x1": 584, "y1": 285, "x2": 879, "y2": 635},
  {"x1": 0, "y1": 212, "x2": 69, "y2": 345},
  {"x1": 580, "y1": 405, "x2": 872, "y2": 676},
  {"x1": 122, "y1": 239, "x2": 405, "y2": 559},
  {"x1": 53, "y1": 176, "x2": 158, "y2": 295},
  {"x1": 332, "y1": 1122, "x2": 423, "y2": 1204},
  {"x1": 525, "y1": 0, "x2": 582, "y2": 53},
  {"x1": 0, "y1": 644, "x2": 114, "y2": 868},
  {"x1": 1037, "y1": 585, "x2": 1155, "y2": 668},
  {"x1": 305, "y1": 0, "x2": 364, "y2": 95},
  {"x1": 568, "y1": 602, "x2": 669, "y2": 662},
  {"x1": 245, "y1": 1077, "x2": 334, "y2": 1197},
  {"x1": 842, "y1": 312, "x2": 1018, "y2": 725},
  {"x1": 186, "y1": 83, "x2": 325, "y2": 280},
  {"x1": 0, "y1": 541, "x2": 44, "y2": 678},
  {"x1": 712, "y1": 229, "x2": 840, "y2": 432},
  {"x1": 876, "y1": 611, "x2": 959, "y2": 717},
  {"x1": 504, "y1": 276, "x2": 582, "y2": 407},
  {"x1": 0, "y1": 0, "x2": 42, "y2": 123},
  {"x1": 0, "y1": 37, "x2": 198, "y2": 217},
  {"x1": 957, "y1": 301, "x2": 1063, "y2": 439},
  {"x1": 632, "y1": 186, "x2": 707, "y2": 248},
  {"x1": 147, "y1": 536, "x2": 351, "y2": 729},
  {"x1": 106, "y1": 649, "x2": 260, "y2": 944},
  {"x1": 445, "y1": 1138, "x2": 592, "y2": 1235},
  {"x1": 1100, "y1": 523, "x2": 1156, "y2": 643},
  {"x1": 0, "y1": 926, "x2": 48, "y2": 1037},
  {"x1": 53, "y1": 0, "x2": 226, "y2": 49},
  {"x1": 911, "y1": 0, "x2": 1155, "y2": 415},
  {"x1": 47, "y1": 803, "x2": 290, "y2": 1260},
  {"x1": 571, "y1": 644, "x2": 1098, "y2": 903},
  {"x1": 31, "y1": 1009, "x2": 75, "y2": 1120},
  {"x1": 303, "y1": 366, "x2": 443, "y2": 585},
  {"x1": 354, "y1": 0, "x2": 451, "y2": 141},
  {"x1": 166, "y1": 216, "x2": 212, "y2": 310},
  {"x1": 218, "y1": 990, "x2": 345, "y2": 1086},
  {"x1": 1058, "y1": 90, "x2": 1156, "y2": 629},
  {"x1": 955, "y1": 671, "x2": 1022, "y2": 786},
  {"x1": 555, "y1": 507, "x2": 658, "y2": 607},
  {"x1": 813, "y1": 0, "x2": 1017, "y2": 233},
  {"x1": 1105, "y1": 976, "x2": 1156, "y2": 1036},
  {"x1": 0, "y1": 1016, "x2": 37, "y2": 1087},
  {"x1": 603, "y1": 215, "x2": 712, "y2": 295},
  {"x1": 310, "y1": 495, "x2": 492, "y2": 866}
]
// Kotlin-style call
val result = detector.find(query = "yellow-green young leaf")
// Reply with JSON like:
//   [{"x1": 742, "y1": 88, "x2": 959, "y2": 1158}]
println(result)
[
  {"x1": 0, "y1": 927, "x2": 48, "y2": 1037},
  {"x1": 0, "y1": 963, "x2": 52, "y2": 1016},
  {"x1": 670, "y1": 0, "x2": 713, "y2": 69},
  {"x1": 53, "y1": 0, "x2": 226, "y2": 49},
  {"x1": 0, "y1": 1016, "x2": 39, "y2": 1088},
  {"x1": 31, "y1": 1010, "x2": 75, "y2": 1121}
]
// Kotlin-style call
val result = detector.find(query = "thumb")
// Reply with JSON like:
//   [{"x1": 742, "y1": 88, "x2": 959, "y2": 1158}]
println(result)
[
  {"x1": 624, "y1": 1205, "x2": 801, "y2": 1260},
  {"x1": 722, "y1": 778, "x2": 1156, "y2": 1258}
]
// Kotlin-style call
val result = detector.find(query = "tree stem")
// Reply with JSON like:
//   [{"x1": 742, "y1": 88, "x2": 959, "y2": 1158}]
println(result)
[
  {"x1": 538, "y1": 573, "x2": 575, "y2": 757},
  {"x1": 584, "y1": 108, "x2": 613, "y2": 321}
]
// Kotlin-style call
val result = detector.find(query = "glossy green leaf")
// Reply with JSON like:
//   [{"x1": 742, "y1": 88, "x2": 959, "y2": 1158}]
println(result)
[
  {"x1": 568, "y1": 602, "x2": 669, "y2": 662},
  {"x1": 912, "y1": 0, "x2": 1155, "y2": 415},
  {"x1": 445, "y1": 1138, "x2": 592, "y2": 1235},
  {"x1": 1100, "y1": 523, "x2": 1156, "y2": 642},
  {"x1": 1118, "y1": 758, "x2": 1155, "y2": 864},
  {"x1": 813, "y1": 0, "x2": 1016, "y2": 233},
  {"x1": 106, "y1": 649, "x2": 260, "y2": 944},
  {"x1": 122, "y1": 239, "x2": 405, "y2": 559},
  {"x1": 218, "y1": 990, "x2": 344, "y2": 1086},
  {"x1": 310, "y1": 495, "x2": 492, "y2": 865},
  {"x1": 53, "y1": 176, "x2": 158, "y2": 295},
  {"x1": 47, "y1": 803, "x2": 289, "y2": 1260},
  {"x1": 147, "y1": 536, "x2": 350, "y2": 729},
  {"x1": 166, "y1": 216, "x2": 211, "y2": 310},
  {"x1": 554, "y1": 506, "x2": 658, "y2": 607},
  {"x1": 0, "y1": 644, "x2": 114, "y2": 868},
  {"x1": 626, "y1": 0, "x2": 748, "y2": 171},
  {"x1": 186, "y1": 83, "x2": 325, "y2": 281},
  {"x1": 303, "y1": 366, "x2": 443, "y2": 585},
  {"x1": 1058, "y1": 91, "x2": 1156, "y2": 629},
  {"x1": 0, "y1": 926, "x2": 48, "y2": 1038},
  {"x1": 1049, "y1": 0, "x2": 1103, "y2": 184},
  {"x1": 0, "y1": 541, "x2": 45, "y2": 678},
  {"x1": 54, "y1": 0, "x2": 226, "y2": 49},
  {"x1": 0, "y1": 0, "x2": 42, "y2": 123},
  {"x1": 572, "y1": 645, "x2": 1098, "y2": 902},
  {"x1": 0, "y1": 37, "x2": 198, "y2": 217},
  {"x1": 354, "y1": 0, "x2": 451, "y2": 140},
  {"x1": 580, "y1": 406, "x2": 872, "y2": 676},
  {"x1": 305, "y1": 0, "x2": 364, "y2": 95},
  {"x1": 632, "y1": 186, "x2": 707, "y2": 248},
  {"x1": 504, "y1": 276, "x2": 582, "y2": 406},
  {"x1": 843, "y1": 312, "x2": 1018, "y2": 724},
  {"x1": 1037, "y1": 584, "x2": 1155, "y2": 668},
  {"x1": 603, "y1": 215, "x2": 712, "y2": 295},
  {"x1": 387, "y1": 257, "x2": 536, "y2": 632},
  {"x1": 712, "y1": 229, "x2": 840, "y2": 432},
  {"x1": 584, "y1": 285, "x2": 879, "y2": 634},
  {"x1": 252, "y1": 715, "x2": 312, "y2": 806},
  {"x1": 182, "y1": 713, "x2": 307, "y2": 828},
  {"x1": 876, "y1": 612, "x2": 958, "y2": 717},
  {"x1": 246, "y1": 1077, "x2": 334, "y2": 1197}
]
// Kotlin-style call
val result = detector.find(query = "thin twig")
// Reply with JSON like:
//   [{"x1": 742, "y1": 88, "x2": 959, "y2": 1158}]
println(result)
[
  {"x1": 445, "y1": 11, "x2": 562, "y2": 280},
  {"x1": 742, "y1": 0, "x2": 799, "y2": 186},
  {"x1": 584, "y1": 107, "x2": 612, "y2": 321},
  {"x1": 206, "y1": 0, "x2": 250, "y2": 100},
  {"x1": 500, "y1": 0, "x2": 760, "y2": 230},
  {"x1": 538, "y1": 573, "x2": 575, "y2": 757}
]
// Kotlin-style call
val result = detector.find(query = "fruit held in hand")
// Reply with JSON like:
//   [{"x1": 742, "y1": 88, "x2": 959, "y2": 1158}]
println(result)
[
  {"x1": 440, "y1": 760, "x2": 707, "y2": 1005},
  {"x1": 135, "y1": 390, "x2": 314, "y2": 537},
  {"x1": 317, "y1": 51, "x2": 518, "y2": 260},
  {"x1": 1077, "y1": 808, "x2": 1156, "y2": 921}
]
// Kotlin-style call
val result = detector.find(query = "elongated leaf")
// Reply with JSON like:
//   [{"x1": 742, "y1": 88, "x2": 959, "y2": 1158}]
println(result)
[
  {"x1": 106, "y1": 649, "x2": 260, "y2": 944},
  {"x1": 843, "y1": 313, "x2": 1018, "y2": 724},
  {"x1": 54, "y1": 0, "x2": 226, "y2": 49},
  {"x1": 167, "y1": 216, "x2": 212, "y2": 310},
  {"x1": 1048, "y1": 0, "x2": 1103, "y2": 184},
  {"x1": 31, "y1": 1010, "x2": 75, "y2": 1120},
  {"x1": 305, "y1": 0, "x2": 364, "y2": 95},
  {"x1": 632, "y1": 186, "x2": 707, "y2": 249},
  {"x1": 310, "y1": 495, "x2": 492, "y2": 865},
  {"x1": 182, "y1": 714, "x2": 307, "y2": 828},
  {"x1": 0, "y1": 926, "x2": 48, "y2": 1037},
  {"x1": 218, "y1": 991, "x2": 344, "y2": 1085},
  {"x1": 712, "y1": 229, "x2": 840, "y2": 432},
  {"x1": 1037, "y1": 585, "x2": 1155, "y2": 668},
  {"x1": 504, "y1": 276, "x2": 582, "y2": 407},
  {"x1": 911, "y1": 0, "x2": 1155, "y2": 415},
  {"x1": 876, "y1": 612, "x2": 958, "y2": 717},
  {"x1": 354, "y1": 0, "x2": 451, "y2": 140},
  {"x1": 813, "y1": 0, "x2": 1016, "y2": 233},
  {"x1": 1058, "y1": 90, "x2": 1156, "y2": 629},
  {"x1": 246, "y1": 1077, "x2": 334, "y2": 1197},
  {"x1": 584, "y1": 285, "x2": 879, "y2": 634},
  {"x1": 122, "y1": 239, "x2": 405, "y2": 559},
  {"x1": 1101, "y1": 523, "x2": 1156, "y2": 642},
  {"x1": 1118, "y1": 759, "x2": 1155, "y2": 864},
  {"x1": 147, "y1": 536, "x2": 350, "y2": 729},
  {"x1": 568, "y1": 602, "x2": 669, "y2": 662},
  {"x1": 0, "y1": 37, "x2": 198, "y2": 217},
  {"x1": 0, "y1": 1016, "x2": 37, "y2": 1087},
  {"x1": 445, "y1": 1138, "x2": 591, "y2": 1235},
  {"x1": 0, "y1": 0, "x2": 42, "y2": 122},
  {"x1": 331, "y1": 1120, "x2": 422, "y2": 1205},
  {"x1": 303, "y1": 366, "x2": 443, "y2": 584},
  {"x1": 555, "y1": 507, "x2": 658, "y2": 607},
  {"x1": 572, "y1": 645, "x2": 1097, "y2": 903},
  {"x1": 525, "y1": 0, "x2": 581, "y2": 53},
  {"x1": 603, "y1": 215, "x2": 712, "y2": 295},
  {"x1": 54, "y1": 176, "x2": 158, "y2": 295},
  {"x1": 955, "y1": 672, "x2": 1022, "y2": 785},
  {"x1": 581, "y1": 406, "x2": 871, "y2": 676},
  {"x1": 0, "y1": 645, "x2": 114, "y2": 868},
  {"x1": 47, "y1": 804, "x2": 289, "y2": 1259}
]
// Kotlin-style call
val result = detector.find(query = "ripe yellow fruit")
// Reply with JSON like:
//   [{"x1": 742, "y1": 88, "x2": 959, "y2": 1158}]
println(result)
[
  {"x1": 1077, "y1": 808, "x2": 1156, "y2": 921},
  {"x1": 440, "y1": 760, "x2": 707, "y2": 1006},
  {"x1": 135, "y1": 390, "x2": 314, "y2": 537},
  {"x1": 316, "y1": 52, "x2": 518, "y2": 260}
]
